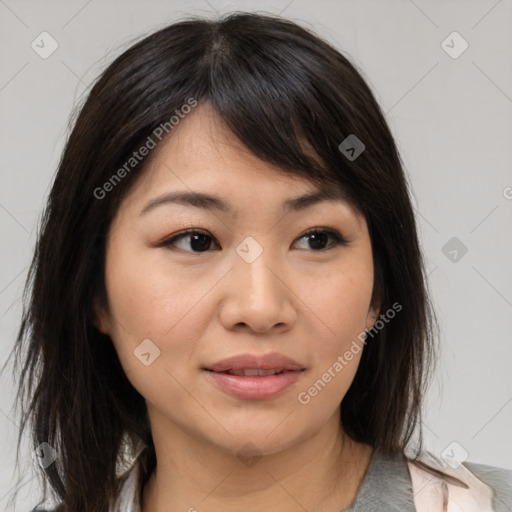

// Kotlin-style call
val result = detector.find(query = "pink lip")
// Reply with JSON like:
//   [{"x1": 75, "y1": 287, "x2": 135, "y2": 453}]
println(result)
[
  {"x1": 203, "y1": 352, "x2": 306, "y2": 400},
  {"x1": 204, "y1": 369, "x2": 303, "y2": 400},
  {"x1": 204, "y1": 352, "x2": 305, "y2": 372}
]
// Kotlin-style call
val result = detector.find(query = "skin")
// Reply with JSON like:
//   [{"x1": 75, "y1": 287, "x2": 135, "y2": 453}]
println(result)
[{"x1": 95, "y1": 103, "x2": 381, "y2": 512}]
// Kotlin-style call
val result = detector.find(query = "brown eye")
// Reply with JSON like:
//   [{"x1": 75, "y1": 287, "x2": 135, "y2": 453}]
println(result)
[
  {"x1": 160, "y1": 230, "x2": 219, "y2": 253},
  {"x1": 293, "y1": 228, "x2": 348, "y2": 251},
  {"x1": 160, "y1": 227, "x2": 347, "y2": 254}
]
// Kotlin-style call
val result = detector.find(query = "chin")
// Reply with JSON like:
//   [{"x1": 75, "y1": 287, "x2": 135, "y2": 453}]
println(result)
[{"x1": 205, "y1": 419, "x2": 318, "y2": 460}]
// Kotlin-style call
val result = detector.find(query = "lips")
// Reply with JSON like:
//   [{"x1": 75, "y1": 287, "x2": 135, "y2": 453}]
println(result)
[
  {"x1": 203, "y1": 352, "x2": 306, "y2": 400},
  {"x1": 204, "y1": 352, "x2": 306, "y2": 373},
  {"x1": 222, "y1": 368, "x2": 286, "y2": 376}
]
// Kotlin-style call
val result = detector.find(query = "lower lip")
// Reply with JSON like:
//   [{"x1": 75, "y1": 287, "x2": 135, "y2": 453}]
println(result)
[{"x1": 204, "y1": 370, "x2": 303, "y2": 400}]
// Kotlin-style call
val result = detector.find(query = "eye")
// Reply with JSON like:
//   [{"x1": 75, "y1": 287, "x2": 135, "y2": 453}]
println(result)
[
  {"x1": 159, "y1": 227, "x2": 348, "y2": 253},
  {"x1": 293, "y1": 228, "x2": 348, "y2": 251},
  {"x1": 159, "y1": 229, "x2": 219, "y2": 253}
]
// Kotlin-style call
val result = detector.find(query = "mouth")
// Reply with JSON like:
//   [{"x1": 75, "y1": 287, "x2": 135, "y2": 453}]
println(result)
[
  {"x1": 205, "y1": 368, "x2": 303, "y2": 376},
  {"x1": 203, "y1": 367, "x2": 305, "y2": 400},
  {"x1": 202, "y1": 352, "x2": 306, "y2": 400},
  {"x1": 204, "y1": 352, "x2": 306, "y2": 373}
]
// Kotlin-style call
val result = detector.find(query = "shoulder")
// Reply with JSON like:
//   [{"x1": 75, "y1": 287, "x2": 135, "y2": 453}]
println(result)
[
  {"x1": 464, "y1": 460, "x2": 512, "y2": 511},
  {"x1": 406, "y1": 451, "x2": 512, "y2": 512}
]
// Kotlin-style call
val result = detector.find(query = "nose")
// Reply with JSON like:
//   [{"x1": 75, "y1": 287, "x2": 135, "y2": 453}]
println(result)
[{"x1": 218, "y1": 244, "x2": 297, "y2": 334}]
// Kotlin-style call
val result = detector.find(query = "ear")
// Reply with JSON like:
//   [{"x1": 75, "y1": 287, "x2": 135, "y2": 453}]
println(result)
[
  {"x1": 366, "y1": 269, "x2": 383, "y2": 330},
  {"x1": 366, "y1": 297, "x2": 381, "y2": 331},
  {"x1": 93, "y1": 299, "x2": 111, "y2": 335}
]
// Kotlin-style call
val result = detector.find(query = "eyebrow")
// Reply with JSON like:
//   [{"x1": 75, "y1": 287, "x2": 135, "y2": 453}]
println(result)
[{"x1": 139, "y1": 188, "x2": 351, "y2": 218}]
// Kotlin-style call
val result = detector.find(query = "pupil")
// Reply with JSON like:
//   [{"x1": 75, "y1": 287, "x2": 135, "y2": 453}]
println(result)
[
  {"x1": 191, "y1": 234, "x2": 211, "y2": 251},
  {"x1": 309, "y1": 232, "x2": 327, "y2": 250}
]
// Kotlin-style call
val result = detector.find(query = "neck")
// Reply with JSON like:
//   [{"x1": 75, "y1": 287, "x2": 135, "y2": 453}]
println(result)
[{"x1": 140, "y1": 410, "x2": 373, "y2": 512}]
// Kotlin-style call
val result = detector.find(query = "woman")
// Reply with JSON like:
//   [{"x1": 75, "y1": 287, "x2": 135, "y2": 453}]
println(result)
[{"x1": 7, "y1": 11, "x2": 511, "y2": 512}]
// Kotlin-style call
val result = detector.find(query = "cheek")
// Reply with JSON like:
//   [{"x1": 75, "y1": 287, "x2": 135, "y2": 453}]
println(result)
[
  {"x1": 300, "y1": 261, "x2": 374, "y2": 342},
  {"x1": 105, "y1": 239, "x2": 207, "y2": 336},
  {"x1": 297, "y1": 328, "x2": 364, "y2": 414},
  {"x1": 295, "y1": 264, "x2": 372, "y2": 400},
  {"x1": 103, "y1": 241, "x2": 214, "y2": 385}
]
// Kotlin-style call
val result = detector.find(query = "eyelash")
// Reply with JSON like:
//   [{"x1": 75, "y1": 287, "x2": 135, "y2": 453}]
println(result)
[{"x1": 158, "y1": 227, "x2": 349, "y2": 253}]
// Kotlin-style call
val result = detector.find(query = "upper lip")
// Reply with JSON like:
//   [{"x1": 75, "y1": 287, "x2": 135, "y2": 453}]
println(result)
[{"x1": 204, "y1": 352, "x2": 306, "y2": 372}]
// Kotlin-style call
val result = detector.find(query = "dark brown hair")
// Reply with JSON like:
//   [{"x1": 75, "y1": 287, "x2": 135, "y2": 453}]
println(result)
[{"x1": 4, "y1": 11, "x2": 438, "y2": 512}]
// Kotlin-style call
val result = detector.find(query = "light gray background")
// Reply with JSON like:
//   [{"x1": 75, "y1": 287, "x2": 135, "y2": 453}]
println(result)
[{"x1": 1, "y1": 0, "x2": 511, "y2": 509}]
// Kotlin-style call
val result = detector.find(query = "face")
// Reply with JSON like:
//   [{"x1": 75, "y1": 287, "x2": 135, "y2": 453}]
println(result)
[{"x1": 95, "y1": 103, "x2": 381, "y2": 458}]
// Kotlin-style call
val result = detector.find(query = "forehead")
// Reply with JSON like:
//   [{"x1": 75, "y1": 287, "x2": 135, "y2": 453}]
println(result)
[
  {"x1": 116, "y1": 103, "x2": 363, "y2": 223},
  {"x1": 139, "y1": 103, "x2": 309, "y2": 189}
]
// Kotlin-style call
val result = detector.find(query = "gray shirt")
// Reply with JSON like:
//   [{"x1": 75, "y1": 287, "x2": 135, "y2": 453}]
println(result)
[{"x1": 344, "y1": 449, "x2": 417, "y2": 511}]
